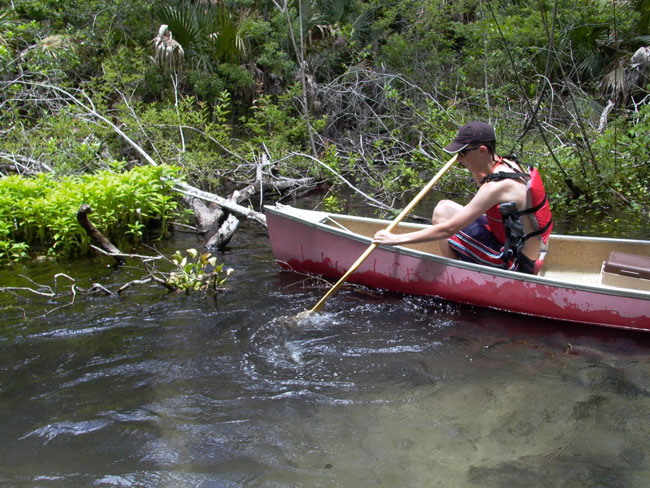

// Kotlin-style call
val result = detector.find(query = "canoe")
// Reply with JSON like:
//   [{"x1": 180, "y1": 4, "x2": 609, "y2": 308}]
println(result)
[{"x1": 264, "y1": 204, "x2": 650, "y2": 331}]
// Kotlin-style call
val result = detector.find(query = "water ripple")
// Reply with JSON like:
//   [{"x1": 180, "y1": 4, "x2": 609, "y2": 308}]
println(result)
[{"x1": 20, "y1": 419, "x2": 112, "y2": 444}]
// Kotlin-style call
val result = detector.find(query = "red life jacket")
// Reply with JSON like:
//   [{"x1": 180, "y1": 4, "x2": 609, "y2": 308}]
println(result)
[{"x1": 483, "y1": 158, "x2": 553, "y2": 272}]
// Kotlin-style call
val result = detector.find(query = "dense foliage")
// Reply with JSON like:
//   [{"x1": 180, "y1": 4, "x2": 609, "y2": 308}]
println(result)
[
  {"x1": 0, "y1": 0, "x2": 649, "y2": 252},
  {"x1": 0, "y1": 165, "x2": 180, "y2": 262}
]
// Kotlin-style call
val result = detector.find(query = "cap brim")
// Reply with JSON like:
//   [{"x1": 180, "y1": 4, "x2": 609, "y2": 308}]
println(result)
[{"x1": 443, "y1": 142, "x2": 468, "y2": 154}]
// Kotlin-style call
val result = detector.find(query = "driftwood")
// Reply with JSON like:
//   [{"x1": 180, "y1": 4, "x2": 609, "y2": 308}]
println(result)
[
  {"x1": 174, "y1": 176, "x2": 319, "y2": 224},
  {"x1": 0, "y1": 164, "x2": 38, "y2": 175},
  {"x1": 181, "y1": 184, "x2": 256, "y2": 234},
  {"x1": 598, "y1": 100, "x2": 616, "y2": 134},
  {"x1": 255, "y1": 176, "x2": 318, "y2": 194},
  {"x1": 174, "y1": 181, "x2": 267, "y2": 227},
  {"x1": 90, "y1": 245, "x2": 163, "y2": 262},
  {"x1": 76, "y1": 204, "x2": 125, "y2": 266},
  {"x1": 205, "y1": 213, "x2": 240, "y2": 250},
  {"x1": 180, "y1": 196, "x2": 221, "y2": 233},
  {"x1": 203, "y1": 183, "x2": 262, "y2": 249},
  {"x1": 174, "y1": 175, "x2": 319, "y2": 251},
  {"x1": 174, "y1": 181, "x2": 261, "y2": 251}
]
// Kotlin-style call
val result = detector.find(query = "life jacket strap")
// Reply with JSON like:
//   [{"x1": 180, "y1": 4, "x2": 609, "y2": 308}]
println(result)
[
  {"x1": 518, "y1": 195, "x2": 548, "y2": 216},
  {"x1": 480, "y1": 171, "x2": 529, "y2": 186}
]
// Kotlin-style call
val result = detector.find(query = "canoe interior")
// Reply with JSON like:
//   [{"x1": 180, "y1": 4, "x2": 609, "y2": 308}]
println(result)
[{"x1": 323, "y1": 214, "x2": 650, "y2": 291}]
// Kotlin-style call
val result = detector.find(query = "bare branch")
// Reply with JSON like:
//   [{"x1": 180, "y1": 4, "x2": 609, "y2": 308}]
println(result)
[
  {"x1": 2, "y1": 80, "x2": 160, "y2": 166},
  {"x1": 90, "y1": 245, "x2": 163, "y2": 262},
  {"x1": 285, "y1": 151, "x2": 393, "y2": 211}
]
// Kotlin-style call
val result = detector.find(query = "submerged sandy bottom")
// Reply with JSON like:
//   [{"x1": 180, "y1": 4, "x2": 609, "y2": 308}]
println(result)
[{"x1": 1, "y1": 229, "x2": 649, "y2": 488}]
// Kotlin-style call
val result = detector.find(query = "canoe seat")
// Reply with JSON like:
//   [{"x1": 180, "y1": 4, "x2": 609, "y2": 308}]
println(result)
[{"x1": 600, "y1": 251, "x2": 650, "y2": 292}]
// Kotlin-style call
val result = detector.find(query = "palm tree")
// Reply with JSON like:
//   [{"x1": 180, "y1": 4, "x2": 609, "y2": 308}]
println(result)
[
  {"x1": 155, "y1": 1, "x2": 256, "y2": 72},
  {"x1": 571, "y1": 0, "x2": 650, "y2": 104}
]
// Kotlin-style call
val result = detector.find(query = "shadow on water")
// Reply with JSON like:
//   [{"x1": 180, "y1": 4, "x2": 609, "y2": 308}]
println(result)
[{"x1": 1, "y1": 225, "x2": 650, "y2": 487}]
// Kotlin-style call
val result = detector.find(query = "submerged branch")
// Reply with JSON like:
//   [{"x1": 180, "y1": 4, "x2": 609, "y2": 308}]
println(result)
[{"x1": 90, "y1": 245, "x2": 163, "y2": 262}]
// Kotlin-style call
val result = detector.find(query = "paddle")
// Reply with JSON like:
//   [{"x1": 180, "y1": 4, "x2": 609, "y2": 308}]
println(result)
[{"x1": 297, "y1": 154, "x2": 458, "y2": 319}]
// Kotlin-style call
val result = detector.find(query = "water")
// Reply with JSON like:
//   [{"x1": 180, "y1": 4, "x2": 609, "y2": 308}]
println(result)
[{"x1": 1, "y1": 225, "x2": 650, "y2": 487}]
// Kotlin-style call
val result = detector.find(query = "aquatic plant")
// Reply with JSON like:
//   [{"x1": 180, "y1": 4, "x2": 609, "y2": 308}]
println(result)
[
  {"x1": 166, "y1": 248, "x2": 234, "y2": 293},
  {"x1": 0, "y1": 164, "x2": 181, "y2": 263}
]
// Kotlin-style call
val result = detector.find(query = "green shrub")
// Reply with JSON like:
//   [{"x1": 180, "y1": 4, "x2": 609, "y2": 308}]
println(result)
[{"x1": 0, "y1": 164, "x2": 181, "y2": 263}]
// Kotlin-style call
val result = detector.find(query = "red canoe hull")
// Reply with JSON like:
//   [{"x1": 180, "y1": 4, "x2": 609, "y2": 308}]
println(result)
[{"x1": 265, "y1": 206, "x2": 650, "y2": 331}]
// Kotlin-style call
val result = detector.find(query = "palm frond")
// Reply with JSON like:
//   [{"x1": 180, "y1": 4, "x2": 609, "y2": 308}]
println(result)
[
  {"x1": 350, "y1": 9, "x2": 374, "y2": 44},
  {"x1": 599, "y1": 65, "x2": 626, "y2": 99},
  {"x1": 152, "y1": 24, "x2": 185, "y2": 71},
  {"x1": 157, "y1": 4, "x2": 202, "y2": 51}
]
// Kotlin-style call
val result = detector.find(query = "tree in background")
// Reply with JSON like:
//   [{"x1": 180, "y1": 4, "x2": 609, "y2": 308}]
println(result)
[{"x1": 0, "y1": 0, "x2": 648, "y2": 235}]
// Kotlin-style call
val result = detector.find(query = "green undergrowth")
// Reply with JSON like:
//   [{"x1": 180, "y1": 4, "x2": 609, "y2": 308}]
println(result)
[{"x1": 0, "y1": 164, "x2": 182, "y2": 263}]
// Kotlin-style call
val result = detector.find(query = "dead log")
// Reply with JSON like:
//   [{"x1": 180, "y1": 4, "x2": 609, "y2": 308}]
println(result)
[
  {"x1": 201, "y1": 185, "x2": 250, "y2": 250},
  {"x1": 235, "y1": 176, "x2": 319, "y2": 200},
  {"x1": 173, "y1": 181, "x2": 267, "y2": 227},
  {"x1": 205, "y1": 213, "x2": 240, "y2": 250},
  {"x1": 175, "y1": 175, "x2": 319, "y2": 228},
  {"x1": 76, "y1": 204, "x2": 125, "y2": 266},
  {"x1": 180, "y1": 195, "x2": 222, "y2": 233},
  {"x1": 231, "y1": 183, "x2": 259, "y2": 203},
  {"x1": 174, "y1": 176, "x2": 319, "y2": 252},
  {"x1": 0, "y1": 164, "x2": 37, "y2": 175},
  {"x1": 90, "y1": 245, "x2": 163, "y2": 263},
  {"x1": 598, "y1": 100, "x2": 616, "y2": 134},
  {"x1": 196, "y1": 182, "x2": 260, "y2": 250},
  {"x1": 264, "y1": 176, "x2": 318, "y2": 193}
]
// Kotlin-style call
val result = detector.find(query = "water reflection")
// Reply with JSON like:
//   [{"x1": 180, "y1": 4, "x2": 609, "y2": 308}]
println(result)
[{"x1": 1, "y1": 227, "x2": 650, "y2": 487}]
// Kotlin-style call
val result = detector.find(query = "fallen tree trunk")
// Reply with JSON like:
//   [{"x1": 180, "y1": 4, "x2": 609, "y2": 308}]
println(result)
[
  {"x1": 205, "y1": 213, "x2": 240, "y2": 250},
  {"x1": 259, "y1": 176, "x2": 318, "y2": 194},
  {"x1": 173, "y1": 181, "x2": 267, "y2": 227},
  {"x1": 182, "y1": 181, "x2": 264, "y2": 235},
  {"x1": 201, "y1": 184, "x2": 256, "y2": 251},
  {"x1": 180, "y1": 196, "x2": 222, "y2": 233},
  {"x1": 174, "y1": 175, "x2": 320, "y2": 250}
]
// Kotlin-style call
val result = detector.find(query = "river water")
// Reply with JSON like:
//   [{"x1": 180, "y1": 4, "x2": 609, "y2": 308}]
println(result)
[{"x1": 1, "y1": 218, "x2": 650, "y2": 487}]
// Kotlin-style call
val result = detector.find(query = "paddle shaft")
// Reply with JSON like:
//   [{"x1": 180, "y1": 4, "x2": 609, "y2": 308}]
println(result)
[{"x1": 309, "y1": 154, "x2": 458, "y2": 313}]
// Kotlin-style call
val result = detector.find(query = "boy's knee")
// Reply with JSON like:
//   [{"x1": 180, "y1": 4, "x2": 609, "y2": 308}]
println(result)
[{"x1": 432, "y1": 199, "x2": 458, "y2": 224}]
